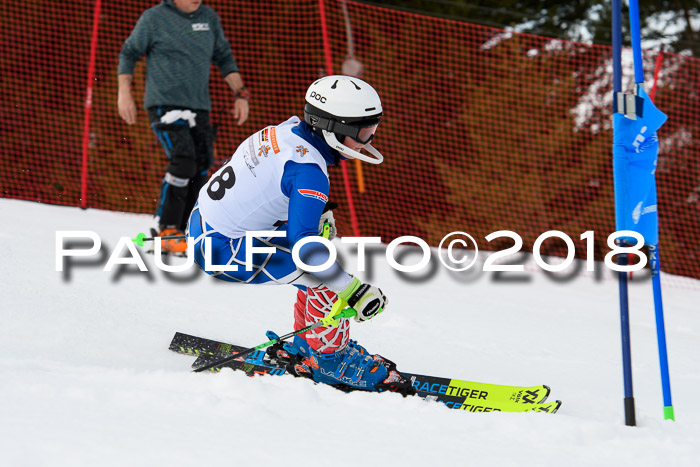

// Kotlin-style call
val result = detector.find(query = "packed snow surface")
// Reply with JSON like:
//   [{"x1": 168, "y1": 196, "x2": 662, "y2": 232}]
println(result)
[{"x1": 1, "y1": 199, "x2": 699, "y2": 466}]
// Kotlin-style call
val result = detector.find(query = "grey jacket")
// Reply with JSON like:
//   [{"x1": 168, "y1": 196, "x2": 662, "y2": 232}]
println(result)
[{"x1": 118, "y1": 0, "x2": 239, "y2": 111}]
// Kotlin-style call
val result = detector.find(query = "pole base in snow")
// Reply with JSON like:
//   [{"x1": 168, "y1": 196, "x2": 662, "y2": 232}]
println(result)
[
  {"x1": 624, "y1": 397, "x2": 636, "y2": 426},
  {"x1": 663, "y1": 406, "x2": 675, "y2": 421}
]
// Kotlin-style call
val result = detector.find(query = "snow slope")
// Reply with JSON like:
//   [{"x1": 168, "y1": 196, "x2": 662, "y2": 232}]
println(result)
[{"x1": 1, "y1": 198, "x2": 699, "y2": 467}]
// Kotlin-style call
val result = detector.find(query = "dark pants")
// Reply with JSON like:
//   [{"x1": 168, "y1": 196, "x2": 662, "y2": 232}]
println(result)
[{"x1": 149, "y1": 106, "x2": 215, "y2": 231}]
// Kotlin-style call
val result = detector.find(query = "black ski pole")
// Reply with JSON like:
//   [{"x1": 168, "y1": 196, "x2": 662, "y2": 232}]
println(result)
[
  {"x1": 131, "y1": 232, "x2": 186, "y2": 247},
  {"x1": 193, "y1": 306, "x2": 357, "y2": 373}
]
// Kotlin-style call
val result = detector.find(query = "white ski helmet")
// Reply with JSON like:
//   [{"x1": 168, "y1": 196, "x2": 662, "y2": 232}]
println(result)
[{"x1": 304, "y1": 75, "x2": 384, "y2": 164}]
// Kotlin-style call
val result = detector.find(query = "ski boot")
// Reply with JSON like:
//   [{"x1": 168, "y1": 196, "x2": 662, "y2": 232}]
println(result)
[
  {"x1": 343, "y1": 340, "x2": 416, "y2": 396},
  {"x1": 272, "y1": 334, "x2": 415, "y2": 395},
  {"x1": 263, "y1": 333, "x2": 315, "y2": 379},
  {"x1": 154, "y1": 227, "x2": 188, "y2": 256}
]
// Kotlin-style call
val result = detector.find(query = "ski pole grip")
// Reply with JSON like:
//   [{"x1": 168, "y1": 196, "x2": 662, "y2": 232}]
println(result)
[
  {"x1": 320, "y1": 302, "x2": 357, "y2": 327},
  {"x1": 338, "y1": 307, "x2": 357, "y2": 319}
]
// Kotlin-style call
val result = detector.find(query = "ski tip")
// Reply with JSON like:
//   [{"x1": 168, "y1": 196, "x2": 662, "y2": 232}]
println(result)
[
  {"x1": 541, "y1": 385, "x2": 552, "y2": 403},
  {"x1": 551, "y1": 400, "x2": 562, "y2": 414}
]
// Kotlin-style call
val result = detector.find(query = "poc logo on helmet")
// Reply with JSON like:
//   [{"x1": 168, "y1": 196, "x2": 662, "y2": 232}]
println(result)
[{"x1": 310, "y1": 91, "x2": 327, "y2": 103}]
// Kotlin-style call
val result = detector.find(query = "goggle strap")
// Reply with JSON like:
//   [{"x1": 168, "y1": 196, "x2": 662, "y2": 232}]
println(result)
[{"x1": 322, "y1": 130, "x2": 383, "y2": 164}]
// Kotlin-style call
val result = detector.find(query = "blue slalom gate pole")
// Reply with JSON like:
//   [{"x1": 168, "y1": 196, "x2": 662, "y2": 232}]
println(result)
[
  {"x1": 649, "y1": 243, "x2": 674, "y2": 420},
  {"x1": 612, "y1": 0, "x2": 636, "y2": 427},
  {"x1": 628, "y1": 0, "x2": 644, "y2": 83},
  {"x1": 612, "y1": 0, "x2": 622, "y2": 98},
  {"x1": 628, "y1": 0, "x2": 675, "y2": 422},
  {"x1": 617, "y1": 249, "x2": 636, "y2": 426}
]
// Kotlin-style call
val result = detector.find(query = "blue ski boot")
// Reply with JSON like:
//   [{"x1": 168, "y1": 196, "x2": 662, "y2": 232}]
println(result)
[
  {"x1": 310, "y1": 342, "x2": 388, "y2": 390},
  {"x1": 267, "y1": 334, "x2": 416, "y2": 395},
  {"x1": 264, "y1": 333, "x2": 315, "y2": 379},
  {"x1": 279, "y1": 336, "x2": 386, "y2": 391}
]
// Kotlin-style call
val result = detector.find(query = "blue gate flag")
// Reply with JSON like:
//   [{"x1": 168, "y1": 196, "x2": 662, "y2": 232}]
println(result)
[{"x1": 613, "y1": 85, "x2": 667, "y2": 246}]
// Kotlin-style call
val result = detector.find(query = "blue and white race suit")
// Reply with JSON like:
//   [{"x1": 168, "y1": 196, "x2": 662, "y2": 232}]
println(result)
[{"x1": 187, "y1": 117, "x2": 352, "y2": 291}]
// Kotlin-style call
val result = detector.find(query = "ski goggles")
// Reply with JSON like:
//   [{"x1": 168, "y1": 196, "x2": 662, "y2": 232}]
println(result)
[
  {"x1": 312, "y1": 115, "x2": 381, "y2": 145},
  {"x1": 352, "y1": 123, "x2": 379, "y2": 145},
  {"x1": 327, "y1": 119, "x2": 380, "y2": 145}
]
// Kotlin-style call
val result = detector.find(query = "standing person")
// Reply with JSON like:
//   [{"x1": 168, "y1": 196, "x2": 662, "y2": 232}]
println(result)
[
  {"x1": 187, "y1": 75, "x2": 410, "y2": 393},
  {"x1": 117, "y1": 0, "x2": 250, "y2": 254}
]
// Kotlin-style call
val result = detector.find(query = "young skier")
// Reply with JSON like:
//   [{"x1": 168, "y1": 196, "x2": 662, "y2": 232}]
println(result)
[{"x1": 187, "y1": 75, "x2": 409, "y2": 392}]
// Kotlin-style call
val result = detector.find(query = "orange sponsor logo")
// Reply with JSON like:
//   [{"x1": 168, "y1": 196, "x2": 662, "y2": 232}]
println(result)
[{"x1": 270, "y1": 127, "x2": 280, "y2": 154}]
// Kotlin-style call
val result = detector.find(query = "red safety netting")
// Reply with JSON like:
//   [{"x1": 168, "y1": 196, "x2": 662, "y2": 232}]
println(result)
[{"x1": 2, "y1": 0, "x2": 699, "y2": 282}]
